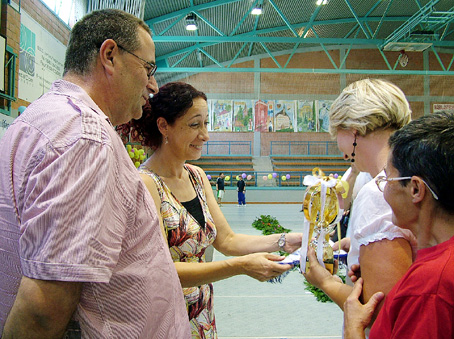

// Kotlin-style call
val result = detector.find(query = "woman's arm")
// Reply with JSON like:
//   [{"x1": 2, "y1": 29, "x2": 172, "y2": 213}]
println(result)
[
  {"x1": 174, "y1": 252, "x2": 290, "y2": 287},
  {"x1": 304, "y1": 248, "x2": 353, "y2": 310},
  {"x1": 140, "y1": 172, "x2": 292, "y2": 287},
  {"x1": 304, "y1": 236, "x2": 412, "y2": 315},
  {"x1": 359, "y1": 237, "x2": 412, "y2": 323},
  {"x1": 197, "y1": 167, "x2": 302, "y2": 256},
  {"x1": 140, "y1": 173, "x2": 167, "y2": 239}
]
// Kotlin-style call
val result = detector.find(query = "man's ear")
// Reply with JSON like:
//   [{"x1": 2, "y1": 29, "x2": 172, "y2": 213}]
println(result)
[
  {"x1": 410, "y1": 177, "x2": 426, "y2": 204},
  {"x1": 98, "y1": 39, "x2": 118, "y2": 76}
]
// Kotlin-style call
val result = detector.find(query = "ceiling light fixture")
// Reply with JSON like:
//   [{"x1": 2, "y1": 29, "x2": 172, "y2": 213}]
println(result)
[
  {"x1": 185, "y1": 13, "x2": 198, "y2": 31},
  {"x1": 316, "y1": 0, "x2": 329, "y2": 5},
  {"x1": 251, "y1": 5, "x2": 263, "y2": 15}
]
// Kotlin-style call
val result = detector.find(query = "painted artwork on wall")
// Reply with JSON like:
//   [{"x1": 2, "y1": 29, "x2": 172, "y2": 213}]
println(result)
[
  {"x1": 316, "y1": 100, "x2": 333, "y2": 132},
  {"x1": 274, "y1": 100, "x2": 295, "y2": 132},
  {"x1": 254, "y1": 100, "x2": 268, "y2": 132},
  {"x1": 297, "y1": 100, "x2": 316, "y2": 132},
  {"x1": 233, "y1": 100, "x2": 253, "y2": 132},
  {"x1": 266, "y1": 100, "x2": 275, "y2": 132},
  {"x1": 208, "y1": 98, "x2": 335, "y2": 133},
  {"x1": 212, "y1": 100, "x2": 233, "y2": 131}
]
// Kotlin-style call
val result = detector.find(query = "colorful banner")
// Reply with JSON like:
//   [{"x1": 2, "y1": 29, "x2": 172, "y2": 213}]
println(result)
[
  {"x1": 211, "y1": 100, "x2": 233, "y2": 131},
  {"x1": 275, "y1": 100, "x2": 295, "y2": 132},
  {"x1": 233, "y1": 100, "x2": 253, "y2": 131},
  {"x1": 297, "y1": 100, "x2": 316, "y2": 132},
  {"x1": 316, "y1": 100, "x2": 333, "y2": 132},
  {"x1": 254, "y1": 100, "x2": 268, "y2": 132}
]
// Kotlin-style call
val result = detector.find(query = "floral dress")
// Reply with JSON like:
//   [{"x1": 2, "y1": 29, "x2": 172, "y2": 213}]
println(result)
[{"x1": 139, "y1": 164, "x2": 218, "y2": 339}]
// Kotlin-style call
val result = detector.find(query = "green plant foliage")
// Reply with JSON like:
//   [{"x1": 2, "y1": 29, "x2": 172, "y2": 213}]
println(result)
[{"x1": 251, "y1": 215, "x2": 291, "y2": 235}]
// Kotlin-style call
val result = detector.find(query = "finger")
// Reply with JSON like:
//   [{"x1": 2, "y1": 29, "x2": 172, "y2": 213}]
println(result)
[
  {"x1": 265, "y1": 253, "x2": 285, "y2": 261},
  {"x1": 275, "y1": 263, "x2": 292, "y2": 272},
  {"x1": 307, "y1": 247, "x2": 318, "y2": 263},
  {"x1": 365, "y1": 291, "x2": 384, "y2": 311},
  {"x1": 349, "y1": 277, "x2": 364, "y2": 299}
]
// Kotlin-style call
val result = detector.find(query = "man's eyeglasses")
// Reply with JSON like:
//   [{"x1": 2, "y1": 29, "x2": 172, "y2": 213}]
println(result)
[
  {"x1": 375, "y1": 175, "x2": 439, "y2": 200},
  {"x1": 117, "y1": 44, "x2": 157, "y2": 78}
]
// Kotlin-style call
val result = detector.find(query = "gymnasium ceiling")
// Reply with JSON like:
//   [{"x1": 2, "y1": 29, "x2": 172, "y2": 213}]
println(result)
[{"x1": 142, "y1": 0, "x2": 454, "y2": 82}]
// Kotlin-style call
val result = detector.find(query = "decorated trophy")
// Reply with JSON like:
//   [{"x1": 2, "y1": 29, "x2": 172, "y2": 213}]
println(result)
[{"x1": 300, "y1": 168, "x2": 346, "y2": 274}]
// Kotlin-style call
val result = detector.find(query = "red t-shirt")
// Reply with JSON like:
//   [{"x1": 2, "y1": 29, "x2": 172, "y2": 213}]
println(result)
[{"x1": 370, "y1": 236, "x2": 454, "y2": 339}]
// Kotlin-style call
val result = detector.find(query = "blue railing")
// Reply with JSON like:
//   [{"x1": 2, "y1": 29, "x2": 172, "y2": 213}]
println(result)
[
  {"x1": 270, "y1": 141, "x2": 341, "y2": 156},
  {"x1": 205, "y1": 170, "x2": 345, "y2": 188},
  {"x1": 203, "y1": 141, "x2": 252, "y2": 155}
]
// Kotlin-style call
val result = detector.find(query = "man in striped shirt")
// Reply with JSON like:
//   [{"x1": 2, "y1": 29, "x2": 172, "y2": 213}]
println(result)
[{"x1": 0, "y1": 9, "x2": 190, "y2": 338}]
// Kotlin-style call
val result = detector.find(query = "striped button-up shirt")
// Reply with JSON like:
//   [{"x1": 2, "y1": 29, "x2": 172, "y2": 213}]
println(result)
[{"x1": 0, "y1": 80, "x2": 190, "y2": 338}]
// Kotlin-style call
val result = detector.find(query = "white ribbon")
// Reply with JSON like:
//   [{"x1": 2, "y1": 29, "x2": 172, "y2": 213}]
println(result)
[{"x1": 300, "y1": 217, "x2": 310, "y2": 273}]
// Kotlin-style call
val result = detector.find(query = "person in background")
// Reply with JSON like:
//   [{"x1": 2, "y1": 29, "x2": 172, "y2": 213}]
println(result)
[
  {"x1": 303, "y1": 79, "x2": 417, "y2": 330},
  {"x1": 237, "y1": 175, "x2": 246, "y2": 206},
  {"x1": 129, "y1": 81, "x2": 302, "y2": 338},
  {"x1": 0, "y1": 9, "x2": 190, "y2": 338},
  {"x1": 216, "y1": 172, "x2": 225, "y2": 206},
  {"x1": 344, "y1": 111, "x2": 454, "y2": 339}
]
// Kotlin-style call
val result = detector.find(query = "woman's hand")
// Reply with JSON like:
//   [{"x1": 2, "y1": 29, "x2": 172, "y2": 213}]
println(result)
[
  {"x1": 332, "y1": 237, "x2": 351, "y2": 252},
  {"x1": 303, "y1": 247, "x2": 342, "y2": 289},
  {"x1": 238, "y1": 252, "x2": 292, "y2": 282},
  {"x1": 343, "y1": 278, "x2": 384, "y2": 339}
]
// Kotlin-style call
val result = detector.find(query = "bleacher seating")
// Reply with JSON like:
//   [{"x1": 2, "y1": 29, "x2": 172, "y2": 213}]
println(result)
[
  {"x1": 186, "y1": 155, "x2": 349, "y2": 188},
  {"x1": 271, "y1": 155, "x2": 349, "y2": 176},
  {"x1": 187, "y1": 156, "x2": 255, "y2": 186}
]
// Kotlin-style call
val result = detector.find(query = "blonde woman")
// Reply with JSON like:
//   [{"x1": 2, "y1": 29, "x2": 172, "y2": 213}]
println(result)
[{"x1": 304, "y1": 79, "x2": 417, "y2": 329}]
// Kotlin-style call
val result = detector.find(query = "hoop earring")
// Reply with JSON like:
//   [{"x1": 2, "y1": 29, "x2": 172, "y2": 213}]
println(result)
[{"x1": 351, "y1": 135, "x2": 357, "y2": 163}]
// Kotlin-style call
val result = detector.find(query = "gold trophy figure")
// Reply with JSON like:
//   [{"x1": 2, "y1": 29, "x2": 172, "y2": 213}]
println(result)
[{"x1": 302, "y1": 168, "x2": 340, "y2": 274}]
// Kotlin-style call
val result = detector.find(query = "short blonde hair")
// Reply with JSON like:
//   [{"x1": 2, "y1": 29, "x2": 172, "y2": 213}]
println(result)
[{"x1": 329, "y1": 79, "x2": 412, "y2": 137}]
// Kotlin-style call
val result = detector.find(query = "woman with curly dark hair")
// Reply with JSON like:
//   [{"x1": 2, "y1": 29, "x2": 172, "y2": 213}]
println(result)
[{"x1": 130, "y1": 82, "x2": 302, "y2": 339}]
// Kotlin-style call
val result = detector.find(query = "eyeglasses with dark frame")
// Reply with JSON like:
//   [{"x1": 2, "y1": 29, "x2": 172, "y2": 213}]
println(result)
[
  {"x1": 375, "y1": 175, "x2": 439, "y2": 200},
  {"x1": 117, "y1": 44, "x2": 157, "y2": 78}
]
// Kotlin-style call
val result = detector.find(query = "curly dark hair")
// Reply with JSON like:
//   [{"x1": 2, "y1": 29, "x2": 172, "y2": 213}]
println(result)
[{"x1": 130, "y1": 82, "x2": 207, "y2": 149}]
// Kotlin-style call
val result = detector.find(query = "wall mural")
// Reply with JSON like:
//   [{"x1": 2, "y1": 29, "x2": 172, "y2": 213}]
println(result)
[
  {"x1": 209, "y1": 99, "x2": 331, "y2": 133},
  {"x1": 211, "y1": 100, "x2": 233, "y2": 131},
  {"x1": 233, "y1": 100, "x2": 253, "y2": 132}
]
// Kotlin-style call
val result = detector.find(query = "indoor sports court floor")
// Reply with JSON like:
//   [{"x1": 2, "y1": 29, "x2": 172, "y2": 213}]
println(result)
[{"x1": 212, "y1": 204, "x2": 344, "y2": 339}]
